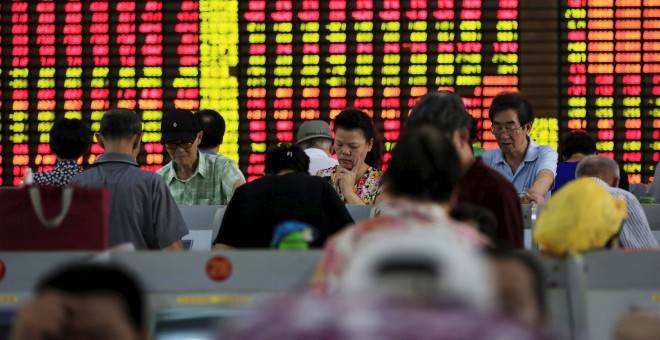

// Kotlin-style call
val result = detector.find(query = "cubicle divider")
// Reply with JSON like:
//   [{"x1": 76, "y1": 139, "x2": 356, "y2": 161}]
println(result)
[
  {"x1": 0, "y1": 251, "x2": 323, "y2": 339},
  {"x1": 177, "y1": 204, "x2": 660, "y2": 251},
  {"x1": 1, "y1": 250, "x2": 660, "y2": 339}
]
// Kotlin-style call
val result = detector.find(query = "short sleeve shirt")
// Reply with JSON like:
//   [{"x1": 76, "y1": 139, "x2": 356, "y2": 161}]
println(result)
[
  {"x1": 591, "y1": 177, "x2": 659, "y2": 250},
  {"x1": 304, "y1": 148, "x2": 339, "y2": 175},
  {"x1": 32, "y1": 160, "x2": 83, "y2": 187},
  {"x1": 316, "y1": 165, "x2": 383, "y2": 204},
  {"x1": 157, "y1": 151, "x2": 245, "y2": 205},
  {"x1": 70, "y1": 153, "x2": 189, "y2": 249},
  {"x1": 482, "y1": 137, "x2": 558, "y2": 201}
]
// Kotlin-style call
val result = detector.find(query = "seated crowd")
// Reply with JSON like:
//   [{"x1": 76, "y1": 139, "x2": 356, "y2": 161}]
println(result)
[{"x1": 10, "y1": 90, "x2": 660, "y2": 339}]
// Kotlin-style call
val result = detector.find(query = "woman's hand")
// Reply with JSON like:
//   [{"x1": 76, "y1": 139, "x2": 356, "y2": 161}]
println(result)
[
  {"x1": 336, "y1": 165, "x2": 358, "y2": 196},
  {"x1": 335, "y1": 155, "x2": 366, "y2": 204}
]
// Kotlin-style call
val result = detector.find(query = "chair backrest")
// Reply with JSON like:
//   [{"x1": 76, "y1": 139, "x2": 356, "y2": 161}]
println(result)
[{"x1": 345, "y1": 204, "x2": 374, "y2": 222}]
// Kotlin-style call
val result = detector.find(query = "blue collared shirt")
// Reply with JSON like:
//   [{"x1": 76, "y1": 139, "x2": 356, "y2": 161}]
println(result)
[{"x1": 482, "y1": 137, "x2": 558, "y2": 201}]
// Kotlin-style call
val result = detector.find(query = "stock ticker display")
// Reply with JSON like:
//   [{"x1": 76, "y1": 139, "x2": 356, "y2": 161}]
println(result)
[
  {"x1": 238, "y1": 0, "x2": 521, "y2": 180},
  {"x1": 4, "y1": 0, "x2": 660, "y2": 186},
  {"x1": 560, "y1": 0, "x2": 660, "y2": 183},
  {"x1": 0, "y1": 0, "x2": 521, "y2": 185}
]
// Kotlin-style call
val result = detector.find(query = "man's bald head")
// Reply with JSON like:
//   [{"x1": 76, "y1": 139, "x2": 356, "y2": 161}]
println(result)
[{"x1": 576, "y1": 155, "x2": 620, "y2": 187}]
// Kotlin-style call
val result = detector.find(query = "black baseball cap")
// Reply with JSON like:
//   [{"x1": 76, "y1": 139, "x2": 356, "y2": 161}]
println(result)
[{"x1": 161, "y1": 109, "x2": 201, "y2": 144}]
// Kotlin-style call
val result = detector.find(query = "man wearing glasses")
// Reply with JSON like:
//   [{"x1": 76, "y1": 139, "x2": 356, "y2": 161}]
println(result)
[
  {"x1": 482, "y1": 92, "x2": 558, "y2": 205},
  {"x1": 157, "y1": 109, "x2": 245, "y2": 205}
]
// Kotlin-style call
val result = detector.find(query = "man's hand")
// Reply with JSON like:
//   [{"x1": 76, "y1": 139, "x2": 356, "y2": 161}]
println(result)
[
  {"x1": 522, "y1": 190, "x2": 545, "y2": 205},
  {"x1": 10, "y1": 291, "x2": 76, "y2": 340}
]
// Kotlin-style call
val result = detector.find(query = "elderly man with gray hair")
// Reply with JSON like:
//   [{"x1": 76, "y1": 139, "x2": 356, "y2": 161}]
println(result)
[
  {"x1": 576, "y1": 155, "x2": 658, "y2": 249},
  {"x1": 296, "y1": 120, "x2": 338, "y2": 175},
  {"x1": 71, "y1": 108, "x2": 189, "y2": 250}
]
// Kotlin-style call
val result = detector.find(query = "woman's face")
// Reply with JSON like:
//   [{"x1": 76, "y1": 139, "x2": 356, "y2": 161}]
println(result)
[{"x1": 333, "y1": 127, "x2": 373, "y2": 170}]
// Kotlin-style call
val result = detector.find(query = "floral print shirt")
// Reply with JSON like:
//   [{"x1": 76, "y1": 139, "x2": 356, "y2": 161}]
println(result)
[
  {"x1": 32, "y1": 160, "x2": 83, "y2": 187},
  {"x1": 316, "y1": 165, "x2": 383, "y2": 204},
  {"x1": 313, "y1": 202, "x2": 489, "y2": 292}
]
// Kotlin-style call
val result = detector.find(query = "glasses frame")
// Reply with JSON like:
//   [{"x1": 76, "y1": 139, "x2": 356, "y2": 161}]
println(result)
[
  {"x1": 165, "y1": 142, "x2": 195, "y2": 150},
  {"x1": 491, "y1": 125, "x2": 524, "y2": 137}
]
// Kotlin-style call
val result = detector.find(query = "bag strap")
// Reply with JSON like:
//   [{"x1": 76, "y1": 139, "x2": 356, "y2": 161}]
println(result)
[{"x1": 28, "y1": 187, "x2": 73, "y2": 228}]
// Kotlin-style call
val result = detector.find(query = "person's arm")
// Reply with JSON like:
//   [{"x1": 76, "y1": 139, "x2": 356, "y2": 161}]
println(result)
[
  {"x1": 153, "y1": 177, "x2": 189, "y2": 250},
  {"x1": 336, "y1": 165, "x2": 367, "y2": 205},
  {"x1": 163, "y1": 240, "x2": 184, "y2": 251},
  {"x1": 10, "y1": 292, "x2": 76, "y2": 340},
  {"x1": 213, "y1": 243, "x2": 234, "y2": 250},
  {"x1": 232, "y1": 178, "x2": 245, "y2": 192},
  {"x1": 322, "y1": 180, "x2": 354, "y2": 239},
  {"x1": 525, "y1": 169, "x2": 555, "y2": 204},
  {"x1": 213, "y1": 188, "x2": 245, "y2": 247},
  {"x1": 618, "y1": 193, "x2": 659, "y2": 249},
  {"x1": 525, "y1": 147, "x2": 558, "y2": 204},
  {"x1": 219, "y1": 158, "x2": 246, "y2": 202}
]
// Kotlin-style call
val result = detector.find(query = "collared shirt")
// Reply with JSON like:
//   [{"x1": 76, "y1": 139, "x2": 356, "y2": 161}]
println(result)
[
  {"x1": 591, "y1": 177, "x2": 659, "y2": 250},
  {"x1": 482, "y1": 137, "x2": 558, "y2": 201},
  {"x1": 32, "y1": 160, "x2": 83, "y2": 187},
  {"x1": 304, "y1": 148, "x2": 338, "y2": 175},
  {"x1": 157, "y1": 151, "x2": 245, "y2": 205},
  {"x1": 200, "y1": 148, "x2": 216, "y2": 155},
  {"x1": 70, "y1": 152, "x2": 189, "y2": 249}
]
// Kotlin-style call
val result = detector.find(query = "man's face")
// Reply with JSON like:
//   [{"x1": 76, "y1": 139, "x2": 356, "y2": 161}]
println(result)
[
  {"x1": 165, "y1": 132, "x2": 201, "y2": 167},
  {"x1": 490, "y1": 258, "x2": 544, "y2": 326},
  {"x1": 491, "y1": 109, "x2": 530, "y2": 155},
  {"x1": 65, "y1": 293, "x2": 142, "y2": 340}
]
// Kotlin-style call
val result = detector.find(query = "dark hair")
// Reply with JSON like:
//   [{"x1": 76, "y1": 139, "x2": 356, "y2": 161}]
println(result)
[
  {"x1": 450, "y1": 203, "x2": 498, "y2": 242},
  {"x1": 383, "y1": 126, "x2": 462, "y2": 203},
  {"x1": 50, "y1": 118, "x2": 91, "y2": 160},
  {"x1": 99, "y1": 108, "x2": 142, "y2": 139},
  {"x1": 265, "y1": 145, "x2": 310, "y2": 175},
  {"x1": 487, "y1": 249, "x2": 548, "y2": 318},
  {"x1": 37, "y1": 263, "x2": 145, "y2": 331},
  {"x1": 406, "y1": 91, "x2": 473, "y2": 134},
  {"x1": 560, "y1": 131, "x2": 596, "y2": 160},
  {"x1": 333, "y1": 108, "x2": 383, "y2": 168},
  {"x1": 489, "y1": 92, "x2": 534, "y2": 125},
  {"x1": 196, "y1": 109, "x2": 226, "y2": 149}
]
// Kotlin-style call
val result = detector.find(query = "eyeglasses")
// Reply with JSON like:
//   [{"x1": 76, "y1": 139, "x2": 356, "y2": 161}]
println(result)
[
  {"x1": 491, "y1": 126, "x2": 524, "y2": 137},
  {"x1": 165, "y1": 142, "x2": 194, "y2": 150}
]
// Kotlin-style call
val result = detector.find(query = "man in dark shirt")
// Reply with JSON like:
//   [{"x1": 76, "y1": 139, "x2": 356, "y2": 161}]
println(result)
[
  {"x1": 71, "y1": 108, "x2": 188, "y2": 250},
  {"x1": 406, "y1": 91, "x2": 524, "y2": 248},
  {"x1": 214, "y1": 146, "x2": 353, "y2": 248}
]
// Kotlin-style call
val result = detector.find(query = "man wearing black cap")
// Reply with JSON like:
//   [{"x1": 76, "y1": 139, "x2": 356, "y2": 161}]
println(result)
[
  {"x1": 157, "y1": 109, "x2": 245, "y2": 205},
  {"x1": 296, "y1": 120, "x2": 338, "y2": 175},
  {"x1": 71, "y1": 108, "x2": 188, "y2": 250}
]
